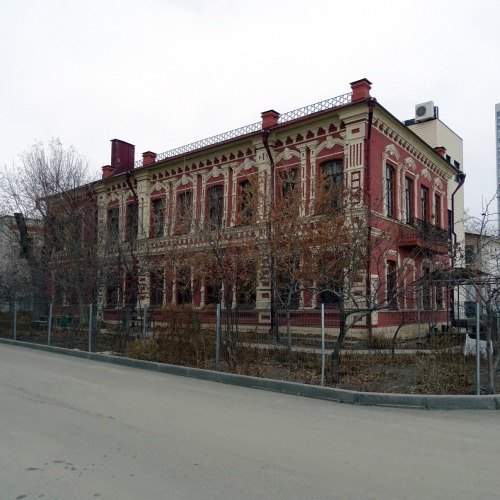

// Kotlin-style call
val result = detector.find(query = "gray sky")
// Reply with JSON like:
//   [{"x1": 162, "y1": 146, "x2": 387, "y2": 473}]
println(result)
[{"x1": 1, "y1": 0, "x2": 499, "y2": 219}]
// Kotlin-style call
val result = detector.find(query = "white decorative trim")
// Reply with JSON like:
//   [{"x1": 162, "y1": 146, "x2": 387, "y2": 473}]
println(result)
[
  {"x1": 312, "y1": 136, "x2": 345, "y2": 157},
  {"x1": 275, "y1": 147, "x2": 301, "y2": 164},
  {"x1": 421, "y1": 168, "x2": 431, "y2": 181},
  {"x1": 384, "y1": 144, "x2": 400, "y2": 160},
  {"x1": 149, "y1": 181, "x2": 165, "y2": 194},
  {"x1": 180, "y1": 173, "x2": 193, "y2": 186},
  {"x1": 433, "y1": 177, "x2": 443, "y2": 189},
  {"x1": 403, "y1": 157, "x2": 416, "y2": 171}
]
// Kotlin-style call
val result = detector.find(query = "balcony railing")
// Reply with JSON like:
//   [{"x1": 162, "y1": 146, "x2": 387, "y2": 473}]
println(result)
[
  {"x1": 399, "y1": 218, "x2": 449, "y2": 254},
  {"x1": 134, "y1": 91, "x2": 353, "y2": 168}
]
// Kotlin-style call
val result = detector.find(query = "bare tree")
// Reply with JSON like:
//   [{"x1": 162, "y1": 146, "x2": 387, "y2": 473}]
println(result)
[
  {"x1": 1, "y1": 139, "x2": 98, "y2": 315},
  {"x1": 457, "y1": 195, "x2": 500, "y2": 393}
]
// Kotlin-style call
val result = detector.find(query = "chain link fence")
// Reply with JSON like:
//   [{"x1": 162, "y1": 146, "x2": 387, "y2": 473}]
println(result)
[{"x1": 1, "y1": 299, "x2": 497, "y2": 395}]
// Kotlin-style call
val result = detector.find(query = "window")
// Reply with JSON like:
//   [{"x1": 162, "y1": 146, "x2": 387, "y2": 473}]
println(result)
[
  {"x1": 319, "y1": 287, "x2": 341, "y2": 308},
  {"x1": 124, "y1": 272, "x2": 138, "y2": 309},
  {"x1": 151, "y1": 198, "x2": 165, "y2": 237},
  {"x1": 177, "y1": 191, "x2": 192, "y2": 233},
  {"x1": 386, "y1": 261, "x2": 397, "y2": 309},
  {"x1": 150, "y1": 269, "x2": 164, "y2": 307},
  {"x1": 422, "y1": 267, "x2": 431, "y2": 310},
  {"x1": 404, "y1": 177, "x2": 413, "y2": 224},
  {"x1": 208, "y1": 185, "x2": 224, "y2": 229},
  {"x1": 72, "y1": 213, "x2": 83, "y2": 248},
  {"x1": 177, "y1": 267, "x2": 192, "y2": 305},
  {"x1": 106, "y1": 273, "x2": 119, "y2": 308},
  {"x1": 205, "y1": 281, "x2": 222, "y2": 305},
  {"x1": 435, "y1": 286, "x2": 443, "y2": 310},
  {"x1": 277, "y1": 265, "x2": 300, "y2": 309},
  {"x1": 107, "y1": 206, "x2": 119, "y2": 239},
  {"x1": 280, "y1": 169, "x2": 299, "y2": 205},
  {"x1": 237, "y1": 261, "x2": 257, "y2": 306},
  {"x1": 239, "y1": 179, "x2": 254, "y2": 225},
  {"x1": 421, "y1": 186, "x2": 429, "y2": 222},
  {"x1": 434, "y1": 194, "x2": 441, "y2": 226},
  {"x1": 465, "y1": 245, "x2": 474, "y2": 266},
  {"x1": 385, "y1": 165, "x2": 395, "y2": 218},
  {"x1": 126, "y1": 202, "x2": 138, "y2": 241},
  {"x1": 321, "y1": 160, "x2": 343, "y2": 209}
]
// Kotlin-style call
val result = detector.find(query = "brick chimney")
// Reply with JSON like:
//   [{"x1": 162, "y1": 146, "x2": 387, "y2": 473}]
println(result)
[
  {"x1": 102, "y1": 165, "x2": 114, "y2": 179},
  {"x1": 261, "y1": 109, "x2": 280, "y2": 129},
  {"x1": 350, "y1": 78, "x2": 372, "y2": 102},
  {"x1": 434, "y1": 146, "x2": 446, "y2": 157},
  {"x1": 142, "y1": 151, "x2": 157, "y2": 166},
  {"x1": 110, "y1": 139, "x2": 135, "y2": 176}
]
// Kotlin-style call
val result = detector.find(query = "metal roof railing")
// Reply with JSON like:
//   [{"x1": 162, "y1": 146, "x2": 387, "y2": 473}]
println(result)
[{"x1": 137, "y1": 91, "x2": 353, "y2": 167}]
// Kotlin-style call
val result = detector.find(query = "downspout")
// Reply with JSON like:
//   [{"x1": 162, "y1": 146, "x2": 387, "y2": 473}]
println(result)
[
  {"x1": 262, "y1": 129, "x2": 278, "y2": 340},
  {"x1": 125, "y1": 172, "x2": 138, "y2": 201},
  {"x1": 451, "y1": 172, "x2": 466, "y2": 264},
  {"x1": 450, "y1": 172, "x2": 466, "y2": 325},
  {"x1": 365, "y1": 98, "x2": 376, "y2": 338}
]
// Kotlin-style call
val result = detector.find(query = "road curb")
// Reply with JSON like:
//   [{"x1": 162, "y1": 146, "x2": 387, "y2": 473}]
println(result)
[{"x1": 2, "y1": 338, "x2": 498, "y2": 410}]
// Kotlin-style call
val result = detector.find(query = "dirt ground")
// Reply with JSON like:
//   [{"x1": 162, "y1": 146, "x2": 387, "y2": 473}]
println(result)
[{"x1": 3, "y1": 328, "x2": 499, "y2": 395}]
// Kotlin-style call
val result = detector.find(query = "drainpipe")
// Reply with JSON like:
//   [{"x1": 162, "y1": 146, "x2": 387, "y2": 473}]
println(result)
[
  {"x1": 365, "y1": 98, "x2": 376, "y2": 338},
  {"x1": 125, "y1": 172, "x2": 138, "y2": 201},
  {"x1": 451, "y1": 172, "x2": 466, "y2": 264},
  {"x1": 262, "y1": 129, "x2": 279, "y2": 340},
  {"x1": 450, "y1": 172, "x2": 466, "y2": 326}
]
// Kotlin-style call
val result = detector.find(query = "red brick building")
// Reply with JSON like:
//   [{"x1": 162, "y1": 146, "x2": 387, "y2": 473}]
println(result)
[{"x1": 88, "y1": 78, "x2": 463, "y2": 337}]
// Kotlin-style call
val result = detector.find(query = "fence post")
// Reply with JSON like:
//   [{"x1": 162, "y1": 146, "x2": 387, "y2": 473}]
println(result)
[
  {"x1": 48, "y1": 303, "x2": 53, "y2": 346},
  {"x1": 88, "y1": 303, "x2": 93, "y2": 352},
  {"x1": 321, "y1": 303, "x2": 325, "y2": 387},
  {"x1": 215, "y1": 303, "x2": 221, "y2": 371},
  {"x1": 143, "y1": 305, "x2": 148, "y2": 341},
  {"x1": 476, "y1": 301, "x2": 480, "y2": 395},
  {"x1": 13, "y1": 302, "x2": 18, "y2": 341}
]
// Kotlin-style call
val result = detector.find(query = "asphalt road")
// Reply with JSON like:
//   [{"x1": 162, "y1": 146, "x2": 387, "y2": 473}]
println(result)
[{"x1": 1, "y1": 344, "x2": 499, "y2": 500}]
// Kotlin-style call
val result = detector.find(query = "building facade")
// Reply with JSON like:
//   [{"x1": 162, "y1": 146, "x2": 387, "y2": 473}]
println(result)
[
  {"x1": 496, "y1": 103, "x2": 500, "y2": 235},
  {"x1": 55, "y1": 79, "x2": 465, "y2": 337}
]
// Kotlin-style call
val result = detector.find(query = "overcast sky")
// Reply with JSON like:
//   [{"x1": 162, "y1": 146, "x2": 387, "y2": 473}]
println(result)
[{"x1": 1, "y1": 0, "x2": 499, "y2": 219}]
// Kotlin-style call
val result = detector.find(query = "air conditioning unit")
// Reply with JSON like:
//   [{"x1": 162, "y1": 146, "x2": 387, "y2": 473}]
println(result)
[{"x1": 415, "y1": 101, "x2": 435, "y2": 122}]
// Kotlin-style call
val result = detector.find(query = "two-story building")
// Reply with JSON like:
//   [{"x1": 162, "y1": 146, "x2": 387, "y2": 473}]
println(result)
[{"x1": 56, "y1": 78, "x2": 464, "y2": 338}]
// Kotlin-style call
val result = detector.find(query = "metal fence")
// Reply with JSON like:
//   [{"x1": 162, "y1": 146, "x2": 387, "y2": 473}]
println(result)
[{"x1": 0, "y1": 299, "x2": 497, "y2": 395}]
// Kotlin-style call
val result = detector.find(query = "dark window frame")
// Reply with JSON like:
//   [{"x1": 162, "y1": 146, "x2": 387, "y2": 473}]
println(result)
[
  {"x1": 386, "y1": 260, "x2": 398, "y2": 310},
  {"x1": 107, "y1": 206, "x2": 119, "y2": 239},
  {"x1": 434, "y1": 193, "x2": 441, "y2": 227},
  {"x1": 151, "y1": 197, "x2": 165, "y2": 237},
  {"x1": 321, "y1": 159, "x2": 343, "y2": 209},
  {"x1": 177, "y1": 191, "x2": 193, "y2": 233},
  {"x1": 126, "y1": 201, "x2": 139, "y2": 241},
  {"x1": 404, "y1": 177, "x2": 413, "y2": 224},
  {"x1": 150, "y1": 269, "x2": 164, "y2": 307},
  {"x1": 421, "y1": 185, "x2": 429, "y2": 222},
  {"x1": 385, "y1": 164, "x2": 395, "y2": 218},
  {"x1": 239, "y1": 179, "x2": 254, "y2": 225},
  {"x1": 208, "y1": 185, "x2": 224, "y2": 229}
]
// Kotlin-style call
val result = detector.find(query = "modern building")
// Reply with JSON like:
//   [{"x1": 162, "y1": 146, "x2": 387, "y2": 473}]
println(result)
[
  {"x1": 496, "y1": 103, "x2": 500, "y2": 235},
  {"x1": 50, "y1": 78, "x2": 465, "y2": 338},
  {"x1": 462, "y1": 231, "x2": 500, "y2": 323}
]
